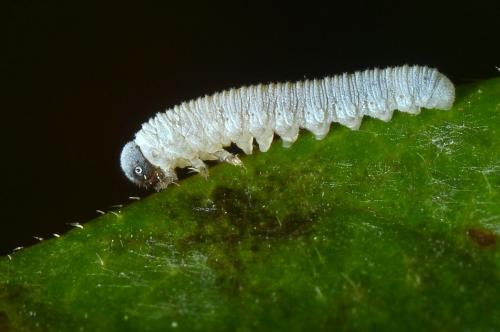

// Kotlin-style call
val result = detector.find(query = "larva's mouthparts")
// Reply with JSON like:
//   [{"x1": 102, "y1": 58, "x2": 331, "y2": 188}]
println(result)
[{"x1": 150, "y1": 168, "x2": 178, "y2": 192}]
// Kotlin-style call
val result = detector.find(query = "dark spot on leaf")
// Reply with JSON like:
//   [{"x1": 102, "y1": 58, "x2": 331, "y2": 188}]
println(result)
[
  {"x1": 181, "y1": 186, "x2": 316, "y2": 249},
  {"x1": 468, "y1": 228, "x2": 497, "y2": 247},
  {"x1": 179, "y1": 186, "x2": 317, "y2": 295},
  {"x1": 0, "y1": 312, "x2": 12, "y2": 332}
]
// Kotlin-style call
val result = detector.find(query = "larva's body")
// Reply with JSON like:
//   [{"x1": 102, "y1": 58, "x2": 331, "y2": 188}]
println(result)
[{"x1": 121, "y1": 65, "x2": 455, "y2": 190}]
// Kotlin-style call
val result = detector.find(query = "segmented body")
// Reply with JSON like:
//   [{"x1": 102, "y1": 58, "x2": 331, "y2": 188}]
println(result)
[{"x1": 120, "y1": 65, "x2": 455, "y2": 190}]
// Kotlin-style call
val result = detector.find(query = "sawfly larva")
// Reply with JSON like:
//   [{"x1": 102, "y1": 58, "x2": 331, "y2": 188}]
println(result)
[{"x1": 120, "y1": 65, "x2": 455, "y2": 190}]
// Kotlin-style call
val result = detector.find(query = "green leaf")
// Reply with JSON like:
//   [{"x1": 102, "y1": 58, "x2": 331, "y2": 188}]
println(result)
[{"x1": 1, "y1": 78, "x2": 499, "y2": 332}]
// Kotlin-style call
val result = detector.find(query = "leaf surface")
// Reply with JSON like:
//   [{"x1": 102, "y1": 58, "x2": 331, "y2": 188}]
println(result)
[{"x1": 1, "y1": 78, "x2": 499, "y2": 332}]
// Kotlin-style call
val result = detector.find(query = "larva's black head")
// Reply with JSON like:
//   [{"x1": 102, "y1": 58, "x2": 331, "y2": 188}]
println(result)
[{"x1": 120, "y1": 141, "x2": 177, "y2": 191}]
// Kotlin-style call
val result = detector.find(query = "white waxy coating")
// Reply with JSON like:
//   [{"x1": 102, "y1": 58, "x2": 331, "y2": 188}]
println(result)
[{"x1": 122, "y1": 65, "x2": 455, "y2": 190}]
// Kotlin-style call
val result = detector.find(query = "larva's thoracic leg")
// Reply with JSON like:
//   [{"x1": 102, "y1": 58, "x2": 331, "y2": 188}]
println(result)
[
  {"x1": 214, "y1": 150, "x2": 243, "y2": 167},
  {"x1": 187, "y1": 158, "x2": 209, "y2": 179}
]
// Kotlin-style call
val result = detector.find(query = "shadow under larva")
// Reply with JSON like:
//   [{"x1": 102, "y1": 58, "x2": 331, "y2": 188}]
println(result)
[{"x1": 120, "y1": 65, "x2": 455, "y2": 191}]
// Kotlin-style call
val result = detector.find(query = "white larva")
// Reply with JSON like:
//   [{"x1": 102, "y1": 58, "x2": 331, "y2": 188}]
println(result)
[{"x1": 120, "y1": 65, "x2": 455, "y2": 190}]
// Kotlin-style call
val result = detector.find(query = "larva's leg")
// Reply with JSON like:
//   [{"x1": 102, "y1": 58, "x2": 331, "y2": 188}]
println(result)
[
  {"x1": 255, "y1": 129, "x2": 274, "y2": 152},
  {"x1": 214, "y1": 150, "x2": 243, "y2": 167},
  {"x1": 282, "y1": 139, "x2": 293, "y2": 148},
  {"x1": 188, "y1": 158, "x2": 209, "y2": 179},
  {"x1": 371, "y1": 110, "x2": 394, "y2": 122},
  {"x1": 399, "y1": 106, "x2": 421, "y2": 115},
  {"x1": 347, "y1": 117, "x2": 363, "y2": 130},
  {"x1": 278, "y1": 127, "x2": 300, "y2": 148},
  {"x1": 280, "y1": 133, "x2": 299, "y2": 148},
  {"x1": 235, "y1": 134, "x2": 254, "y2": 155},
  {"x1": 310, "y1": 123, "x2": 331, "y2": 140}
]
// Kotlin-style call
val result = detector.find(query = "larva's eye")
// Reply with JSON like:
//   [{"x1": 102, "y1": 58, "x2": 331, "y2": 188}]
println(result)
[{"x1": 134, "y1": 166, "x2": 143, "y2": 175}]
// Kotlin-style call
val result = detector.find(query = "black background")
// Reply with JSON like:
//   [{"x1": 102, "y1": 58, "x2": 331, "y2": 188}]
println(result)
[{"x1": 2, "y1": 1, "x2": 499, "y2": 255}]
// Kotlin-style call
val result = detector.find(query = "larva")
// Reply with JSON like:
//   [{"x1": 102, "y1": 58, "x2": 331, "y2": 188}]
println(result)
[{"x1": 120, "y1": 65, "x2": 455, "y2": 190}]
